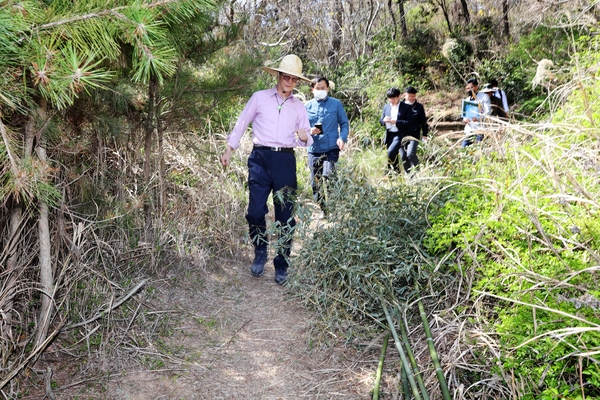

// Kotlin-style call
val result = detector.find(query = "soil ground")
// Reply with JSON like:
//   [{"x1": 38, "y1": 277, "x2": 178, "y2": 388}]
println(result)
[{"x1": 25, "y1": 245, "x2": 400, "y2": 400}]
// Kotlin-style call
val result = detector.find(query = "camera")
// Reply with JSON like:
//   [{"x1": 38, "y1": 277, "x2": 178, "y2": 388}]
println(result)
[{"x1": 314, "y1": 123, "x2": 323, "y2": 134}]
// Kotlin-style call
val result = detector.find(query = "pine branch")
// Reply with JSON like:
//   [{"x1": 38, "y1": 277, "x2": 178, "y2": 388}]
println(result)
[{"x1": 34, "y1": 0, "x2": 194, "y2": 32}]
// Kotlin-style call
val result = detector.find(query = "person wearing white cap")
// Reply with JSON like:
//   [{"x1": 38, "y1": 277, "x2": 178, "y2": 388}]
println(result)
[
  {"x1": 488, "y1": 79, "x2": 509, "y2": 115},
  {"x1": 480, "y1": 84, "x2": 508, "y2": 119},
  {"x1": 220, "y1": 55, "x2": 313, "y2": 285}
]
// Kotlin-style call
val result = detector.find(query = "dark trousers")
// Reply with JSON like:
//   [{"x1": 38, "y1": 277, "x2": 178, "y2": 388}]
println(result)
[
  {"x1": 386, "y1": 132, "x2": 402, "y2": 172},
  {"x1": 308, "y1": 149, "x2": 340, "y2": 211},
  {"x1": 462, "y1": 134, "x2": 483, "y2": 147},
  {"x1": 399, "y1": 139, "x2": 419, "y2": 173},
  {"x1": 246, "y1": 148, "x2": 296, "y2": 272}
]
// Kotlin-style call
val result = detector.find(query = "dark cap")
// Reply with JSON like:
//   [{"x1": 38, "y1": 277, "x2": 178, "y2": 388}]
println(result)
[{"x1": 404, "y1": 86, "x2": 418, "y2": 94}]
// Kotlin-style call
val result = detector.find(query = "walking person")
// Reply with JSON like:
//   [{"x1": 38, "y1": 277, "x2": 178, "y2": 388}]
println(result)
[
  {"x1": 481, "y1": 84, "x2": 508, "y2": 119},
  {"x1": 396, "y1": 86, "x2": 428, "y2": 174},
  {"x1": 380, "y1": 86, "x2": 428, "y2": 173},
  {"x1": 220, "y1": 54, "x2": 313, "y2": 285},
  {"x1": 462, "y1": 78, "x2": 491, "y2": 147},
  {"x1": 305, "y1": 76, "x2": 349, "y2": 218},
  {"x1": 380, "y1": 87, "x2": 403, "y2": 172},
  {"x1": 488, "y1": 78, "x2": 509, "y2": 116}
]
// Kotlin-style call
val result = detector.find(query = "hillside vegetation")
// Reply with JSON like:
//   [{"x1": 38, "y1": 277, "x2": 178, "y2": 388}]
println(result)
[{"x1": 288, "y1": 29, "x2": 600, "y2": 398}]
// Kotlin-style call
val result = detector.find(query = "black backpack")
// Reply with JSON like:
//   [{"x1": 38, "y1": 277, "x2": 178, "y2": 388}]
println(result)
[{"x1": 490, "y1": 96, "x2": 508, "y2": 119}]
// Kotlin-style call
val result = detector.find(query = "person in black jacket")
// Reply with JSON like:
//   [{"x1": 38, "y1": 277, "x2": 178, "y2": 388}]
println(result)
[{"x1": 381, "y1": 86, "x2": 429, "y2": 174}]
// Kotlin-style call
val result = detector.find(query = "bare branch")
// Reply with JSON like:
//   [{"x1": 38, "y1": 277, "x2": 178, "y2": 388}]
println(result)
[
  {"x1": 65, "y1": 279, "x2": 148, "y2": 330},
  {"x1": 258, "y1": 26, "x2": 291, "y2": 47}
]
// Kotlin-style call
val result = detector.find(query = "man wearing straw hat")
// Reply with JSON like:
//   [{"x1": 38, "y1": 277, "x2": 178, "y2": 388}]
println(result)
[{"x1": 220, "y1": 54, "x2": 313, "y2": 285}]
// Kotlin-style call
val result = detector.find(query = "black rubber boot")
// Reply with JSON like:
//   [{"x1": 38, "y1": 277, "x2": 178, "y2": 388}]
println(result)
[
  {"x1": 273, "y1": 254, "x2": 288, "y2": 285},
  {"x1": 250, "y1": 248, "x2": 268, "y2": 277},
  {"x1": 274, "y1": 269, "x2": 288, "y2": 285}
]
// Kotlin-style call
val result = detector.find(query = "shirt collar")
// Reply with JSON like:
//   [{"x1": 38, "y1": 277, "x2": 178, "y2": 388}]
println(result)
[{"x1": 269, "y1": 86, "x2": 296, "y2": 102}]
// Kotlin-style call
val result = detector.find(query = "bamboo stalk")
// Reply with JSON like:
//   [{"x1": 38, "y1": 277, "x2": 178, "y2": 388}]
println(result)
[
  {"x1": 383, "y1": 303, "x2": 423, "y2": 400},
  {"x1": 373, "y1": 332, "x2": 389, "y2": 400},
  {"x1": 418, "y1": 299, "x2": 451, "y2": 400},
  {"x1": 397, "y1": 311, "x2": 431, "y2": 400},
  {"x1": 401, "y1": 364, "x2": 410, "y2": 400}
]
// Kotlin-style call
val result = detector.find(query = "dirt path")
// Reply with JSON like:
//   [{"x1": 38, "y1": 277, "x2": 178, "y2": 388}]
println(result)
[{"x1": 47, "y1": 250, "x2": 391, "y2": 399}]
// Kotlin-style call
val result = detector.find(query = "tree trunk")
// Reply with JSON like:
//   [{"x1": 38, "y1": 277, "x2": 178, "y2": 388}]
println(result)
[
  {"x1": 2, "y1": 203, "x2": 23, "y2": 355},
  {"x1": 157, "y1": 97, "x2": 166, "y2": 217},
  {"x1": 1, "y1": 116, "x2": 23, "y2": 361},
  {"x1": 1, "y1": 109, "x2": 27, "y2": 360},
  {"x1": 435, "y1": 0, "x2": 453, "y2": 34},
  {"x1": 398, "y1": 0, "x2": 407, "y2": 38},
  {"x1": 35, "y1": 146, "x2": 54, "y2": 348},
  {"x1": 31, "y1": 99, "x2": 54, "y2": 348},
  {"x1": 328, "y1": 0, "x2": 343, "y2": 67},
  {"x1": 502, "y1": 0, "x2": 510, "y2": 39},
  {"x1": 362, "y1": 0, "x2": 380, "y2": 57},
  {"x1": 388, "y1": 0, "x2": 397, "y2": 40},
  {"x1": 459, "y1": 0, "x2": 470, "y2": 26},
  {"x1": 144, "y1": 74, "x2": 159, "y2": 238}
]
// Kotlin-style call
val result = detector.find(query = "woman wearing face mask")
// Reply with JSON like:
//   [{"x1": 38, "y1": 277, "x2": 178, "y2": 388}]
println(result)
[{"x1": 305, "y1": 76, "x2": 350, "y2": 218}]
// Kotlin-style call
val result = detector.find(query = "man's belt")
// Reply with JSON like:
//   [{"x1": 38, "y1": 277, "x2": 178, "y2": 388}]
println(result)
[{"x1": 253, "y1": 145, "x2": 294, "y2": 153}]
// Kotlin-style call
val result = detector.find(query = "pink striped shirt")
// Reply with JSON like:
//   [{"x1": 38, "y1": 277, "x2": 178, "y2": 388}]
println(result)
[{"x1": 227, "y1": 87, "x2": 313, "y2": 150}]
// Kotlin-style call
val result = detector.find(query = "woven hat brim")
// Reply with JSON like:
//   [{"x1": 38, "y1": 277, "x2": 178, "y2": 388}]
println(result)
[{"x1": 262, "y1": 67, "x2": 311, "y2": 83}]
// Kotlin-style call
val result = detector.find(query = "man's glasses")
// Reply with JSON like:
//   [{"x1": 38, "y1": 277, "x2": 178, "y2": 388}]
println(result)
[{"x1": 281, "y1": 73, "x2": 299, "y2": 83}]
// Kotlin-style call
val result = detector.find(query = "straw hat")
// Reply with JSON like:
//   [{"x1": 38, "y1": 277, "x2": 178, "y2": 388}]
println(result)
[{"x1": 263, "y1": 55, "x2": 311, "y2": 83}]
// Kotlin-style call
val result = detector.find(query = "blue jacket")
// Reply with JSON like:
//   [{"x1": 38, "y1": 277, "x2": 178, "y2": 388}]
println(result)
[
  {"x1": 380, "y1": 101, "x2": 429, "y2": 140},
  {"x1": 305, "y1": 96, "x2": 350, "y2": 153}
]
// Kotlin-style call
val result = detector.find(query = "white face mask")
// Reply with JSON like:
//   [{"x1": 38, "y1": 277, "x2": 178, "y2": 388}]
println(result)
[
  {"x1": 404, "y1": 100, "x2": 414, "y2": 105},
  {"x1": 313, "y1": 90, "x2": 328, "y2": 100}
]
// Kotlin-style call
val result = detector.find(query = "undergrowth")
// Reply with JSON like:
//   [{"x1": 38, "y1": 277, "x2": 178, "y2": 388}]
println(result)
[{"x1": 289, "y1": 43, "x2": 600, "y2": 398}]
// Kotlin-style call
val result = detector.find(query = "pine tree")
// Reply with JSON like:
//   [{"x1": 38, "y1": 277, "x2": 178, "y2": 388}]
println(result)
[{"x1": 0, "y1": 0, "x2": 220, "y2": 374}]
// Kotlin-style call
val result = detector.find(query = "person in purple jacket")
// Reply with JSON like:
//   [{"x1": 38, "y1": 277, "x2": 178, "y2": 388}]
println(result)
[{"x1": 220, "y1": 55, "x2": 313, "y2": 285}]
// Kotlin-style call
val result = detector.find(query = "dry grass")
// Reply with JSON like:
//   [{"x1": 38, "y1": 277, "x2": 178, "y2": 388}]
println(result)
[{"x1": 3, "y1": 73, "x2": 599, "y2": 398}]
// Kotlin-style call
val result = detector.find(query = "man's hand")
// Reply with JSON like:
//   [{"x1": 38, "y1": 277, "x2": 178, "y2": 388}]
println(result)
[
  {"x1": 296, "y1": 128, "x2": 308, "y2": 142},
  {"x1": 220, "y1": 145, "x2": 233, "y2": 167},
  {"x1": 337, "y1": 138, "x2": 345, "y2": 151}
]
